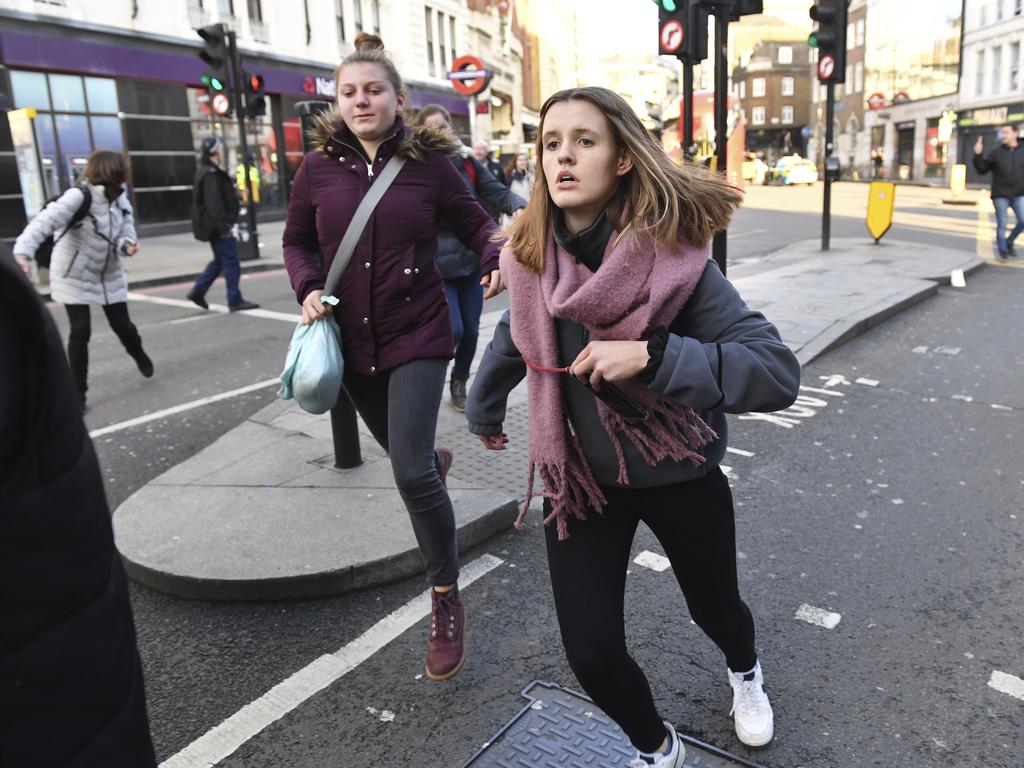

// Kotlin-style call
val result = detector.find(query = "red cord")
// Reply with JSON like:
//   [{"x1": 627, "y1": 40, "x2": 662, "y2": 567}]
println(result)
[{"x1": 521, "y1": 355, "x2": 570, "y2": 374}]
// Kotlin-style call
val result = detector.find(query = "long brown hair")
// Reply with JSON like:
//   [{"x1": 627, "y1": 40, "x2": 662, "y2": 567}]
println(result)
[
  {"x1": 502, "y1": 87, "x2": 742, "y2": 273},
  {"x1": 82, "y1": 149, "x2": 129, "y2": 186},
  {"x1": 334, "y1": 32, "x2": 405, "y2": 100}
]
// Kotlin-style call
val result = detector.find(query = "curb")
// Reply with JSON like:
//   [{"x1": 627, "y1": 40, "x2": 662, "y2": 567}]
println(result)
[{"x1": 119, "y1": 497, "x2": 519, "y2": 602}]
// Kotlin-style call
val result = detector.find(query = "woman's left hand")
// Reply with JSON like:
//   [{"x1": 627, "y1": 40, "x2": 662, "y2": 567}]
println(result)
[
  {"x1": 481, "y1": 269, "x2": 505, "y2": 299},
  {"x1": 125, "y1": 243, "x2": 139, "y2": 257},
  {"x1": 569, "y1": 341, "x2": 649, "y2": 389}
]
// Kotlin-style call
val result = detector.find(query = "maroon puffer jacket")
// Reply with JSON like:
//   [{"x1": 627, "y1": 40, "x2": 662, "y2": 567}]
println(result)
[{"x1": 282, "y1": 112, "x2": 501, "y2": 376}]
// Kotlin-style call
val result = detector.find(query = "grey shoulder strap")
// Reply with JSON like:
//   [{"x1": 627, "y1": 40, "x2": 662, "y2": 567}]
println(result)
[{"x1": 323, "y1": 155, "x2": 407, "y2": 298}]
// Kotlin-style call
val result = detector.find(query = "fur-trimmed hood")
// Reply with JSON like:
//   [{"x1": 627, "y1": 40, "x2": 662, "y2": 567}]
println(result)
[{"x1": 308, "y1": 106, "x2": 460, "y2": 162}]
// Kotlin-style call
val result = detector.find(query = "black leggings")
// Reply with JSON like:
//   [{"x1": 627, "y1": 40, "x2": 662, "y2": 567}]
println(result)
[
  {"x1": 544, "y1": 467, "x2": 757, "y2": 753},
  {"x1": 65, "y1": 303, "x2": 145, "y2": 399}
]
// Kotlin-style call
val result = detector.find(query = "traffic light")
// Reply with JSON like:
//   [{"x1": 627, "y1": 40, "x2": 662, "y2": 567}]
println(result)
[
  {"x1": 243, "y1": 71, "x2": 266, "y2": 119},
  {"x1": 197, "y1": 24, "x2": 233, "y2": 116},
  {"x1": 657, "y1": 0, "x2": 708, "y2": 63},
  {"x1": 808, "y1": 0, "x2": 847, "y2": 83},
  {"x1": 729, "y1": 0, "x2": 764, "y2": 21}
]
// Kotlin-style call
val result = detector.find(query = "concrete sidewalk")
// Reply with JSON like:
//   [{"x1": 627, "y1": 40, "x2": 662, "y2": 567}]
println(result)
[{"x1": 112, "y1": 237, "x2": 985, "y2": 601}]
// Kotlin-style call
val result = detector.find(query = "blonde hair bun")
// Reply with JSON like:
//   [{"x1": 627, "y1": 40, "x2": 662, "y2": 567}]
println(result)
[{"x1": 354, "y1": 32, "x2": 385, "y2": 53}]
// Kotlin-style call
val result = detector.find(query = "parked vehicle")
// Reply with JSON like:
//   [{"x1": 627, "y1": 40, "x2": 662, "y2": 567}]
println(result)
[{"x1": 768, "y1": 155, "x2": 818, "y2": 186}]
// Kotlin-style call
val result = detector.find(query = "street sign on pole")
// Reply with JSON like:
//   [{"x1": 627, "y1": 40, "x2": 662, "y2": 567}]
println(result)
[
  {"x1": 818, "y1": 54, "x2": 835, "y2": 81},
  {"x1": 866, "y1": 181, "x2": 896, "y2": 242},
  {"x1": 448, "y1": 54, "x2": 491, "y2": 96},
  {"x1": 660, "y1": 19, "x2": 685, "y2": 54}
]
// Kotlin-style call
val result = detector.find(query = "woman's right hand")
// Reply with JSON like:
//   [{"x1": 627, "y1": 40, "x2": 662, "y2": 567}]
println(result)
[
  {"x1": 301, "y1": 289, "x2": 331, "y2": 325},
  {"x1": 13, "y1": 254, "x2": 33, "y2": 277},
  {"x1": 478, "y1": 433, "x2": 509, "y2": 451}
]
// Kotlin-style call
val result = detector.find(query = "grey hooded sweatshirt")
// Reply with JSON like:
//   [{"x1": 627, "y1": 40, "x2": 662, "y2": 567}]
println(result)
[{"x1": 466, "y1": 214, "x2": 802, "y2": 488}]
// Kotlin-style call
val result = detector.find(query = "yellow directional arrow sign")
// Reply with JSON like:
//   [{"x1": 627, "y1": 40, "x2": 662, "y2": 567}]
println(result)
[{"x1": 866, "y1": 181, "x2": 896, "y2": 242}]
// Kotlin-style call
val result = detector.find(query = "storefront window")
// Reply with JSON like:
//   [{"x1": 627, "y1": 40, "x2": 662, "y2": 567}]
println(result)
[
  {"x1": 49, "y1": 74, "x2": 86, "y2": 113},
  {"x1": 85, "y1": 77, "x2": 119, "y2": 114},
  {"x1": 90, "y1": 115, "x2": 124, "y2": 150},
  {"x1": 10, "y1": 70, "x2": 50, "y2": 111},
  {"x1": 924, "y1": 117, "x2": 947, "y2": 178}
]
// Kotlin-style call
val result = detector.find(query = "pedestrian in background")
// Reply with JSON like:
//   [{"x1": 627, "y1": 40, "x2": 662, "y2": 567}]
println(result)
[
  {"x1": 416, "y1": 104, "x2": 526, "y2": 412},
  {"x1": 467, "y1": 86, "x2": 800, "y2": 767},
  {"x1": 282, "y1": 33, "x2": 504, "y2": 682},
  {"x1": 474, "y1": 139, "x2": 508, "y2": 187},
  {"x1": 973, "y1": 125, "x2": 1024, "y2": 260},
  {"x1": 187, "y1": 136, "x2": 259, "y2": 311},
  {"x1": 506, "y1": 152, "x2": 535, "y2": 202},
  {"x1": 13, "y1": 149, "x2": 152, "y2": 414},
  {"x1": 1, "y1": 249, "x2": 157, "y2": 767}
]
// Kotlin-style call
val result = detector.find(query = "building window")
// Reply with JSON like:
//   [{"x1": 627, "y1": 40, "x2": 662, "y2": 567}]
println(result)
[
  {"x1": 846, "y1": 22, "x2": 854, "y2": 49},
  {"x1": 1017, "y1": 0, "x2": 1023, "y2": 15},
  {"x1": 247, "y1": 0, "x2": 262, "y2": 22},
  {"x1": 752, "y1": 106, "x2": 766, "y2": 125},
  {"x1": 218, "y1": 0, "x2": 233, "y2": 16},
  {"x1": 371, "y1": 0, "x2": 380, "y2": 34},
  {"x1": 992, "y1": 45, "x2": 1002, "y2": 93},
  {"x1": 846, "y1": 64, "x2": 853, "y2": 90},
  {"x1": 752, "y1": 78, "x2": 766, "y2": 97},
  {"x1": 856, "y1": 18, "x2": 865, "y2": 46},
  {"x1": 336, "y1": 0, "x2": 345, "y2": 42},
  {"x1": 450, "y1": 16, "x2": 457, "y2": 58},
  {"x1": 1011, "y1": 42, "x2": 1021, "y2": 91},
  {"x1": 997, "y1": 0, "x2": 1004, "y2": 20},
  {"x1": 855, "y1": 61, "x2": 864, "y2": 93},
  {"x1": 777, "y1": 46, "x2": 792, "y2": 64},
  {"x1": 781, "y1": 105, "x2": 794, "y2": 123},
  {"x1": 425, "y1": 8, "x2": 435, "y2": 77},
  {"x1": 188, "y1": 0, "x2": 204, "y2": 9},
  {"x1": 781, "y1": 76, "x2": 794, "y2": 96},
  {"x1": 354, "y1": 0, "x2": 363, "y2": 32},
  {"x1": 739, "y1": 81, "x2": 746, "y2": 99},
  {"x1": 980, "y1": 3, "x2": 987, "y2": 26},
  {"x1": 976, "y1": 49, "x2": 986, "y2": 95},
  {"x1": 438, "y1": 12, "x2": 447, "y2": 71}
]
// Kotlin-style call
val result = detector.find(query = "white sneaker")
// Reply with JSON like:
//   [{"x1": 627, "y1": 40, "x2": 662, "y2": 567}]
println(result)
[
  {"x1": 727, "y1": 661, "x2": 774, "y2": 747},
  {"x1": 629, "y1": 721, "x2": 686, "y2": 767}
]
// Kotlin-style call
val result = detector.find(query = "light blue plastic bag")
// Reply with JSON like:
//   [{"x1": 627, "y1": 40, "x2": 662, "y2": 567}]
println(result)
[{"x1": 278, "y1": 309, "x2": 343, "y2": 415}]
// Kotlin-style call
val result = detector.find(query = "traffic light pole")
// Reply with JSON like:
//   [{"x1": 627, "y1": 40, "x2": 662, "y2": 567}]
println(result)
[
  {"x1": 822, "y1": 82, "x2": 835, "y2": 251},
  {"x1": 227, "y1": 29, "x2": 260, "y2": 261},
  {"x1": 682, "y1": 59, "x2": 694, "y2": 156},
  {"x1": 711, "y1": 7, "x2": 728, "y2": 276}
]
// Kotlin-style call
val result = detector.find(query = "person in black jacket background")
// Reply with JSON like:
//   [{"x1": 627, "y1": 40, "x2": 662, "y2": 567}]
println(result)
[
  {"x1": 417, "y1": 105, "x2": 526, "y2": 411},
  {"x1": 0, "y1": 246, "x2": 157, "y2": 768},
  {"x1": 973, "y1": 125, "x2": 1024, "y2": 260},
  {"x1": 187, "y1": 137, "x2": 259, "y2": 310}
]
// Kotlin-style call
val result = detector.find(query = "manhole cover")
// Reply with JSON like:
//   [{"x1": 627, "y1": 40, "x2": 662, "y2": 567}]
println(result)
[{"x1": 464, "y1": 680, "x2": 767, "y2": 768}]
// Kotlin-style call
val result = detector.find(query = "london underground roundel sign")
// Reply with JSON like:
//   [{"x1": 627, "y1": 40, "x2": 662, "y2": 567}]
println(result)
[
  {"x1": 448, "y1": 54, "x2": 491, "y2": 96},
  {"x1": 867, "y1": 92, "x2": 887, "y2": 110}
]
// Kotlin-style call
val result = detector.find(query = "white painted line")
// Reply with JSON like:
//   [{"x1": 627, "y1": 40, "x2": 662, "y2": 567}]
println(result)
[
  {"x1": 720, "y1": 464, "x2": 733, "y2": 476},
  {"x1": 988, "y1": 670, "x2": 1024, "y2": 701},
  {"x1": 167, "y1": 314, "x2": 216, "y2": 326},
  {"x1": 726, "y1": 447, "x2": 755, "y2": 458},
  {"x1": 799, "y1": 385, "x2": 845, "y2": 397},
  {"x1": 992, "y1": 403, "x2": 1013, "y2": 411},
  {"x1": 126, "y1": 291, "x2": 299, "y2": 324},
  {"x1": 795, "y1": 603, "x2": 842, "y2": 630},
  {"x1": 88, "y1": 378, "x2": 280, "y2": 438},
  {"x1": 633, "y1": 550, "x2": 672, "y2": 572},
  {"x1": 160, "y1": 553, "x2": 504, "y2": 768},
  {"x1": 855, "y1": 378, "x2": 880, "y2": 387}
]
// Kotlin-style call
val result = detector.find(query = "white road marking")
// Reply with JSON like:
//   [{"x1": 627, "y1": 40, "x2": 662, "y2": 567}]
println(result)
[
  {"x1": 795, "y1": 604, "x2": 842, "y2": 629},
  {"x1": 88, "y1": 378, "x2": 280, "y2": 438},
  {"x1": 799, "y1": 385, "x2": 845, "y2": 397},
  {"x1": 167, "y1": 314, "x2": 216, "y2": 325},
  {"x1": 726, "y1": 447, "x2": 755, "y2": 457},
  {"x1": 855, "y1": 378, "x2": 880, "y2": 387},
  {"x1": 992, "y1": 403, "x2": 1013, "y2": 411},
  {"x1": 159, "y1": 553, "x2": 504, "y2": 768},
  {"x1": 633, "y1": 550, "x2": 672, "y2": 572},
  {"x1": 720, "y1": 464, "x2": 733, "y2": 476},
  {"x1": 126, "y1": 291, "x2": 299, "y2": 324},
  {"x1": 988, "y1": 670, "x2": 1024, "y2": 701}
]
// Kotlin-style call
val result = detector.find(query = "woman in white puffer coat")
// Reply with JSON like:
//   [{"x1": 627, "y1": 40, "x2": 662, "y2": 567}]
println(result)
[{"x1": 14, "y1": 149, "x2": 153, "y2": 412}]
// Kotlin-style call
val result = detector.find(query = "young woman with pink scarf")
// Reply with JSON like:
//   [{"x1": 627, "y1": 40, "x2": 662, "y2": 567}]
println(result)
[{"x1": 466, "y1": 87, "x2": 801, "y2": 767}]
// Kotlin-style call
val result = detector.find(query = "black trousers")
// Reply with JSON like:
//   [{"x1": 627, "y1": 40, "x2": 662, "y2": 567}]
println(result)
[
  {"x1": 65, "y1": 303, "x2": 145, "y2": 399},
  {"x1": 544, "y1": 467, "x2": 757, "y2": 754}
]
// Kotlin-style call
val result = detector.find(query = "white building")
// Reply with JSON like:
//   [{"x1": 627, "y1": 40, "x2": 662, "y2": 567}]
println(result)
[{"x1": 957, "y1": 0, "x2": 1024, "y2": 185}]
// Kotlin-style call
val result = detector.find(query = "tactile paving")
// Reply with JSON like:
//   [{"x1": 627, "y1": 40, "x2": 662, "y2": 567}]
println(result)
[{"x1": 464, "y1": 681, "x2": 766, "y2": 768}]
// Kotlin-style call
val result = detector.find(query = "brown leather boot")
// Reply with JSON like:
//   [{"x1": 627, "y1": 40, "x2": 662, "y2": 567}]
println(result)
[
  {"x1": 435, "y1": 447, "x2": 453, "y2": 489},
  {"x1": 425, "y1": 586, "x2": 466, "y2": 681}
]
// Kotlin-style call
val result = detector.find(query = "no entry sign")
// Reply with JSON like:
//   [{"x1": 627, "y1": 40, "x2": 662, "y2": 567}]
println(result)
[
  {"x1": 659, "y1": 19, "x2": 684, "y2": 55},
  {"x1": 818, "y1": 54, "x2": 835, "y2": 81},
  {"x1": 448, "y1": 54, "x2": 491, "y2": 96},
  {"x1": 211, "y1": 92, "x2": 231, "y2": 116}
]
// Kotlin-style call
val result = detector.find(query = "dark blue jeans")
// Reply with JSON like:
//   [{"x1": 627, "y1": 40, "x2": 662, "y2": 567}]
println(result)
[
  {"x1": 193, "y1": 235, "x2": 242, "y2": 306},
  {"x1": 993, "y1": 195, "x2": 1024, "y2": 253},
  {"x1": 443, "y1": 273, "x2": 484, "y2": 378}
]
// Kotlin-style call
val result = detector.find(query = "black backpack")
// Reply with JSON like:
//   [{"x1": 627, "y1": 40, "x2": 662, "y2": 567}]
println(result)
[{"x1": 32, "y1": 185, "x2": 92, "y2": 270}]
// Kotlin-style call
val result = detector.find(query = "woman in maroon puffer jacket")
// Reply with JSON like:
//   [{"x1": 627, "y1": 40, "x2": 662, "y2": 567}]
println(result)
[{"x1": 282, "y1": 32, "x2": 502, "y2": 683}]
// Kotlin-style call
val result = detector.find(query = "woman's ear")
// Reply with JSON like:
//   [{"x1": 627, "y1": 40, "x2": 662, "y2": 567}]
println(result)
[{"x1": 616, "y1": 150, "x2": 633, "y2": 177}]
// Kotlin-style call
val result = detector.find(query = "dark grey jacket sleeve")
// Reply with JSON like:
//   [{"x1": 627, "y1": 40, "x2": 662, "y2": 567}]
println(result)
[
  {"x1": 472, "y1": 158, "x2": 527, "y2": 216},
  {"x1": 465, "y1": 310, "x2": 527, "y2": 435},
  {"x1": 647, "y1": 261, "x2": 801, "y2": 414}
]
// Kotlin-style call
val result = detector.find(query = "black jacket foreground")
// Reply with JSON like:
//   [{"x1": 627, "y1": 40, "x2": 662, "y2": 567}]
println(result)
[
  {"x1": 973, "y1": 144, "x2": 1024, "y2": 199},
  {"x1": 0, "y1": 250, "x2": 156, "y2": 767}
]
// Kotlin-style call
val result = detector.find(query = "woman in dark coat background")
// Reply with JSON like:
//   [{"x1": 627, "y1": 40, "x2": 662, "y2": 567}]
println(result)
[{"x1": 282, "y1": 33, "x2": 502, "y2": 683}]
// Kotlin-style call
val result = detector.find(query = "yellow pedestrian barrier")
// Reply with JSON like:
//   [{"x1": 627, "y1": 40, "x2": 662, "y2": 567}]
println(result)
[
  {"x1": 950, "y1": 164, "x2": 967, "y2": 197},
  {"x1": 866, "y1": 181, "x2": 896, "y2": 242}
]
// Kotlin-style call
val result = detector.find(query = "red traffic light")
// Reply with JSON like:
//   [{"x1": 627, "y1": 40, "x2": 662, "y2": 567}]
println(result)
[{"x1": 246, "y1": 73, "x2": 265, "y2": 93}]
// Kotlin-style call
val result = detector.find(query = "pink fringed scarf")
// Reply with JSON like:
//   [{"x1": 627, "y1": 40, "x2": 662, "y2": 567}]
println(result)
[{"x1": 501, "y1": 226, "x2": 716, "y2": 539}]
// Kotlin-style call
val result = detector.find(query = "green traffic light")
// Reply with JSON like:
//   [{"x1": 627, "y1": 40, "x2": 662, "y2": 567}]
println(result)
[
  {"x1": 652, "y1": 0, "x2": 677, "y2": 10},
  {"x1": 808, "y1": 31, "x2": 819, "y2": 48},
  {"x1": 201, "y1": 74, "x2": 226, "y2": 92}
]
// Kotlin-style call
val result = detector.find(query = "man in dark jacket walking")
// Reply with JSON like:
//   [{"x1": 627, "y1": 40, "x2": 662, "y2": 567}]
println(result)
[
  {"x1": 973, "y1": 125, "x2": 1024, "y2": 260},
  {"x1": 188, "y1": 137, "x2": 259, "y2": 310}
]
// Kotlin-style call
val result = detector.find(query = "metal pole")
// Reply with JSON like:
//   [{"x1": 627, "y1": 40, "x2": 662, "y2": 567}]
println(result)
[
  {"x1": 682, "y1": 58, "x2": 694, "y2": 157},
  {"x1": 295, "y1": 100, "x2": 362, "y2": 469},
  {"x1": 228, "y1": 30, "x2": 260, "y2": 261},
  {"x1": 469, "y1": 93, "x2": 478, "y2": 145},
  {"x1": 712, "y1": 8, "x2": 728, "y2": 276},
  {"x1": 822, "y1": 81, "x2": 835, "y2": 251}
]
